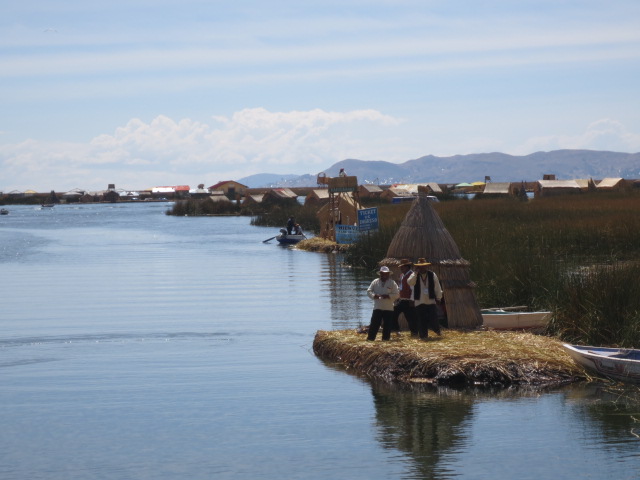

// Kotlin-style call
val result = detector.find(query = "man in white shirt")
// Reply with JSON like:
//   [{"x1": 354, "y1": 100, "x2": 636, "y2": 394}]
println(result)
[{"x1": 366, "y1": 266, "x2": 399, "y2": 341}]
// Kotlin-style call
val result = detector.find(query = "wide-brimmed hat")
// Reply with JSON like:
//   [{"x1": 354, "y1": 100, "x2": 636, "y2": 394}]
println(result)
[
  {"x1": 414, "y1": 258, "x2": 431, "y2": 267},
  {"x1": 378, "y1": 266, "x2": 390, "y2": 274},
  {"x1": 399, "y1": 258, "x2": 413, "y2": 267}
]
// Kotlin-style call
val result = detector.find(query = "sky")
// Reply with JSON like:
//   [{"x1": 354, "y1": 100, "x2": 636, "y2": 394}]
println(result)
[{"x1": 2, "y1": 0, "x2": 640, "y2": 192}]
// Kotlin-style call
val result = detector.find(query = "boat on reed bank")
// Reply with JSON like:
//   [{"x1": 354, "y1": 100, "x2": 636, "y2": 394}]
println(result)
[
  {"x1": 563, "y1": 344, "x2": 640, "y2": 384},
  {"x1": 481, "y1": 307, "x2": 551, "y2": 330},
  {"x1": 262, "y1": 228, "x2": 306, "y2": 245},
  {"x1": 313, "y1": 329, "x2": 584, "y2": 387}
]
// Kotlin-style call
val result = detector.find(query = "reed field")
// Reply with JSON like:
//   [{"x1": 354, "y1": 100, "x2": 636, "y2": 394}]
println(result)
[
  {"x1": 167, "y1": 198, "x2": 241, "y2": 216},
  {"x1": 346, "y1": 191, "x2": 640, "y2": 346}
]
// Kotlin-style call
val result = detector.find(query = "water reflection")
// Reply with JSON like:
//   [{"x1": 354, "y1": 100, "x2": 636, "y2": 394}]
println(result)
[
  {"x1": 322, "y1": 353, "x2": 640, "y2": 479},
  {"x1": 321, "y1": 253, "x2": 371, "y2": 329},
  {"x1": 564, "y1": 384, "x2": 640, "y2": 450},
  {"x1": 370, "y1": 381, "x2": 473, "y2": 479}
]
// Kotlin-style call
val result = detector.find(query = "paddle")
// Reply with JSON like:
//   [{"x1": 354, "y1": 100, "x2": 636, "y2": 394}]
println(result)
[{"x1": 262, "y1": 236, "x2": 276, "y2": 243}]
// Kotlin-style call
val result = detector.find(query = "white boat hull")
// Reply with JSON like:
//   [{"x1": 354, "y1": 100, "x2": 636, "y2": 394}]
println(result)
[
  {"x1": 563, "y1": 344, "x2": 640, "y2": 384},
  {"x1": 481, "y1": 310, "x2": 550, "y2": 330}
]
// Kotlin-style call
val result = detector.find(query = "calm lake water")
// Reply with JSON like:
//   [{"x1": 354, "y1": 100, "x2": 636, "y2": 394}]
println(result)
[{"x1": 1, "y1": 203, "x2": 638, "y2": 479}]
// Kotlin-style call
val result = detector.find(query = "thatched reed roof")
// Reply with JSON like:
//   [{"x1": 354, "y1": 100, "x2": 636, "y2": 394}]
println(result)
[
  {"x1": 381, "y1": 194, "x2": 482, "y2": 329},
  {"x1": 384, "y1": 195, "x2": 462, "y2": 262}
]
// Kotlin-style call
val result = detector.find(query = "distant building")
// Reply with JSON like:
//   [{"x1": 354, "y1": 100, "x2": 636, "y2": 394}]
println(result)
[
  {"x1": 242, "y1": 194, "x2": 265, "y2": 206},
  {"x1": 482, "y1": 182, "x2": 513, "y2": 196},
  {"x1": 62, "y1": 188, "x2": 85, "y2": 202},
  {"x1": 189, "y1": 184, "x2": 209, "y2": 198},
  {"x1": 574, "y1": 179, "x2": 595, "y2": 191},
  {"x1": 208, "y1": 192, "x2": 232, "y2": 203},
  {"x1": 358, "y1": 184, "x2": 383, "y2": 200},
  {"x1": 304, "y1": 189, "x2": 330, "y2": 207},
  {"x1": 208, "y1": 181, "x2": 248, "y2": 199},
  {"x1": 418, "y1": 183, "x2": 443, "y2": 195},
  {"x1": 103, "y1": 190, "x2": 120, "y2": 203},
  {"x1": 596, "y1": 177, "x2": 626, "y2": 190},
  {"x1": 151, "y1": 186, "x2": 176, "y2": 197},
  {"x1": 380, "y1": 186, "x2": 413, "y2": 202},
  {"x1": 263, "y1": 188, "x2": 298, "y2": 204},
  {"x1": 535, "y1": 180, "x2": 581, "y2": 197}
]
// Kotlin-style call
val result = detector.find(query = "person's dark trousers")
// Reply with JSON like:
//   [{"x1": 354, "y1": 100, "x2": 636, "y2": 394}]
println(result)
[
  {"x1": 415, "y1": 304, "x2": 440, "y2": 339},
  {"x1": 393, "y1": 300, "x2": 417, "y2": 335},
  {"x1": 367, "y1": 309, "x2": 394, "y2": 340}
]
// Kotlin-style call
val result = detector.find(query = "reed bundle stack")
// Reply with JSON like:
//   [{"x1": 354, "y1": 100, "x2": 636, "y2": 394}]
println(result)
[{"x1": 381, "y1": 195, "x2": 482, "y2": 329}]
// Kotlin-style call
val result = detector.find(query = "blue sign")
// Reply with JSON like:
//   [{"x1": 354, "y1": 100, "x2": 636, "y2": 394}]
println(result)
[
  {"x1": 358, "y1": 207, "x2": 379, "y2": 232},
  {"x1": 335, "y1": 225, "x2": 360, "y2": 244}
]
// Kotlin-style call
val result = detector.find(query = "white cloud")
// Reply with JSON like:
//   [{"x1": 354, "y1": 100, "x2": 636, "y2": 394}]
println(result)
[
  {"x1": 518, "y1": 119, "x2": 640, "y2": 154},
  {"x1": 0, "y1": 108, "x2": 402, "y2": 191},
  {"x1": 2, "y1": 109, "x2": 639, "y2": 192}
]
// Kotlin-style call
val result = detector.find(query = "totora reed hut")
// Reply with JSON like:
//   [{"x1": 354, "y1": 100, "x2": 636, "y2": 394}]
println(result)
[{"x1": 380, "y1": 194, "x2": 483, "y2": 329}]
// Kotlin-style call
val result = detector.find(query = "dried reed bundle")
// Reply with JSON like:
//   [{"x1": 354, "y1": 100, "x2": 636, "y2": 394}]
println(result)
[
  {"x1": 381, "y1": 195, "x2": 482, "y2": 329},
  {"x1": 313, "y1": 329, "x2": 584, "y2": 386},
  {"x1": 296, "y1": 237, "x2": 348, "y2": 253}
]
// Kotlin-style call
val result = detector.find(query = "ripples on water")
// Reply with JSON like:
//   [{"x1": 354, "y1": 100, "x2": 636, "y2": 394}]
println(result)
[{"x1": 1, "y1": 203, "x2": 639, "y2": 479}]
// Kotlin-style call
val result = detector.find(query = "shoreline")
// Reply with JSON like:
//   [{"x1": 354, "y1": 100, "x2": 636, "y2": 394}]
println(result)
[{"x1": 313, "y1": 329, "x2": 586, "y2": 387}]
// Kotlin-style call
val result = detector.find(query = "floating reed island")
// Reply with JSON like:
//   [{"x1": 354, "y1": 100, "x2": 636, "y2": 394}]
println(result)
[{"x1": 313, "y1": 329, "x2": 586, "y2": 387}]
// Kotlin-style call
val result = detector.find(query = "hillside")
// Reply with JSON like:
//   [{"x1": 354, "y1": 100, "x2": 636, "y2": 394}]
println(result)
[{"x1": 240, "y1": 150, "x2": 640, "y2": 187}]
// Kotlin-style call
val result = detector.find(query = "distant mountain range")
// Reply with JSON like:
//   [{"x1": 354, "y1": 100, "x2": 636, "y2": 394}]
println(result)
[{"x1": 239, "y1": 150, "x2": 640, "y2": 188}]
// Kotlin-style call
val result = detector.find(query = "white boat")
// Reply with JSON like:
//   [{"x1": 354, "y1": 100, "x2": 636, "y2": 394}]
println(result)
[
  {"x1": 563, "y1": 344, "x2": 640, "y2": 384},
  {"x1": 481, "y1": 308, "x2": 551, "y2": 330},
  {"x1": 0, "y1": 208, "x2": 8, "y2": 215}
]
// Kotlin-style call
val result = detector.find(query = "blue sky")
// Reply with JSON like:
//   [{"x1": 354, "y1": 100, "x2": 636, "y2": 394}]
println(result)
[{"x1": 2, "y1": 0, "x2": 640, "y2": 191}]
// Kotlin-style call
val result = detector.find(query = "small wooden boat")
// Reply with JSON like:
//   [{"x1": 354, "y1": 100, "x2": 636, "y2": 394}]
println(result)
[
  {"x1": 276, "y1": 228, "x2": 306, "y2": 245},
  {"x1": 481, "y1": 308, "x2": 551, "y2": 330},
  {"x1": 563, "y1": 344, "x2": 640, "y2": 384}
]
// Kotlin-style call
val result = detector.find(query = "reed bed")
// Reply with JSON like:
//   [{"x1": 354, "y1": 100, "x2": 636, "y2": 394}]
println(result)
[
  {"x1": 313, "y1": 329, "x2": 585, "y2": 386},
  {"x1": 250, "y1": 203, "x2": 320, "y2": 232},
  {"x1": 167, "y1": 198, "x2": 241, "y2": 216},
  {"x1": 548, "y1": 261, "x2": 640, "y2": 347}
]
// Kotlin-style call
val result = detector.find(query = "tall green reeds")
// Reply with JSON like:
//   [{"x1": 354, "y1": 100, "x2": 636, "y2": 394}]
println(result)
[
  {"x1": 167, "y1": 198, "x2": 240, "y2": 216},
  {"x1": 547, "y1": 262, "x2": 640, "y2": 347},
  {"x1": 250, "y1": 202, "x2": 320, "y2": 233}
]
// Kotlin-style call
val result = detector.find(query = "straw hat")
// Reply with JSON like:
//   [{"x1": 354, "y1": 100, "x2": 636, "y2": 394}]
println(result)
[
  {"x1": 399, "y1": 258, "x2": 413, "y2": 267},
  {"x1": 414, "y1": 257, "x2": 431, "y2": 267},
  {"x1": 378, "y1": 266, "x2": 391, "y2": 274}
]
